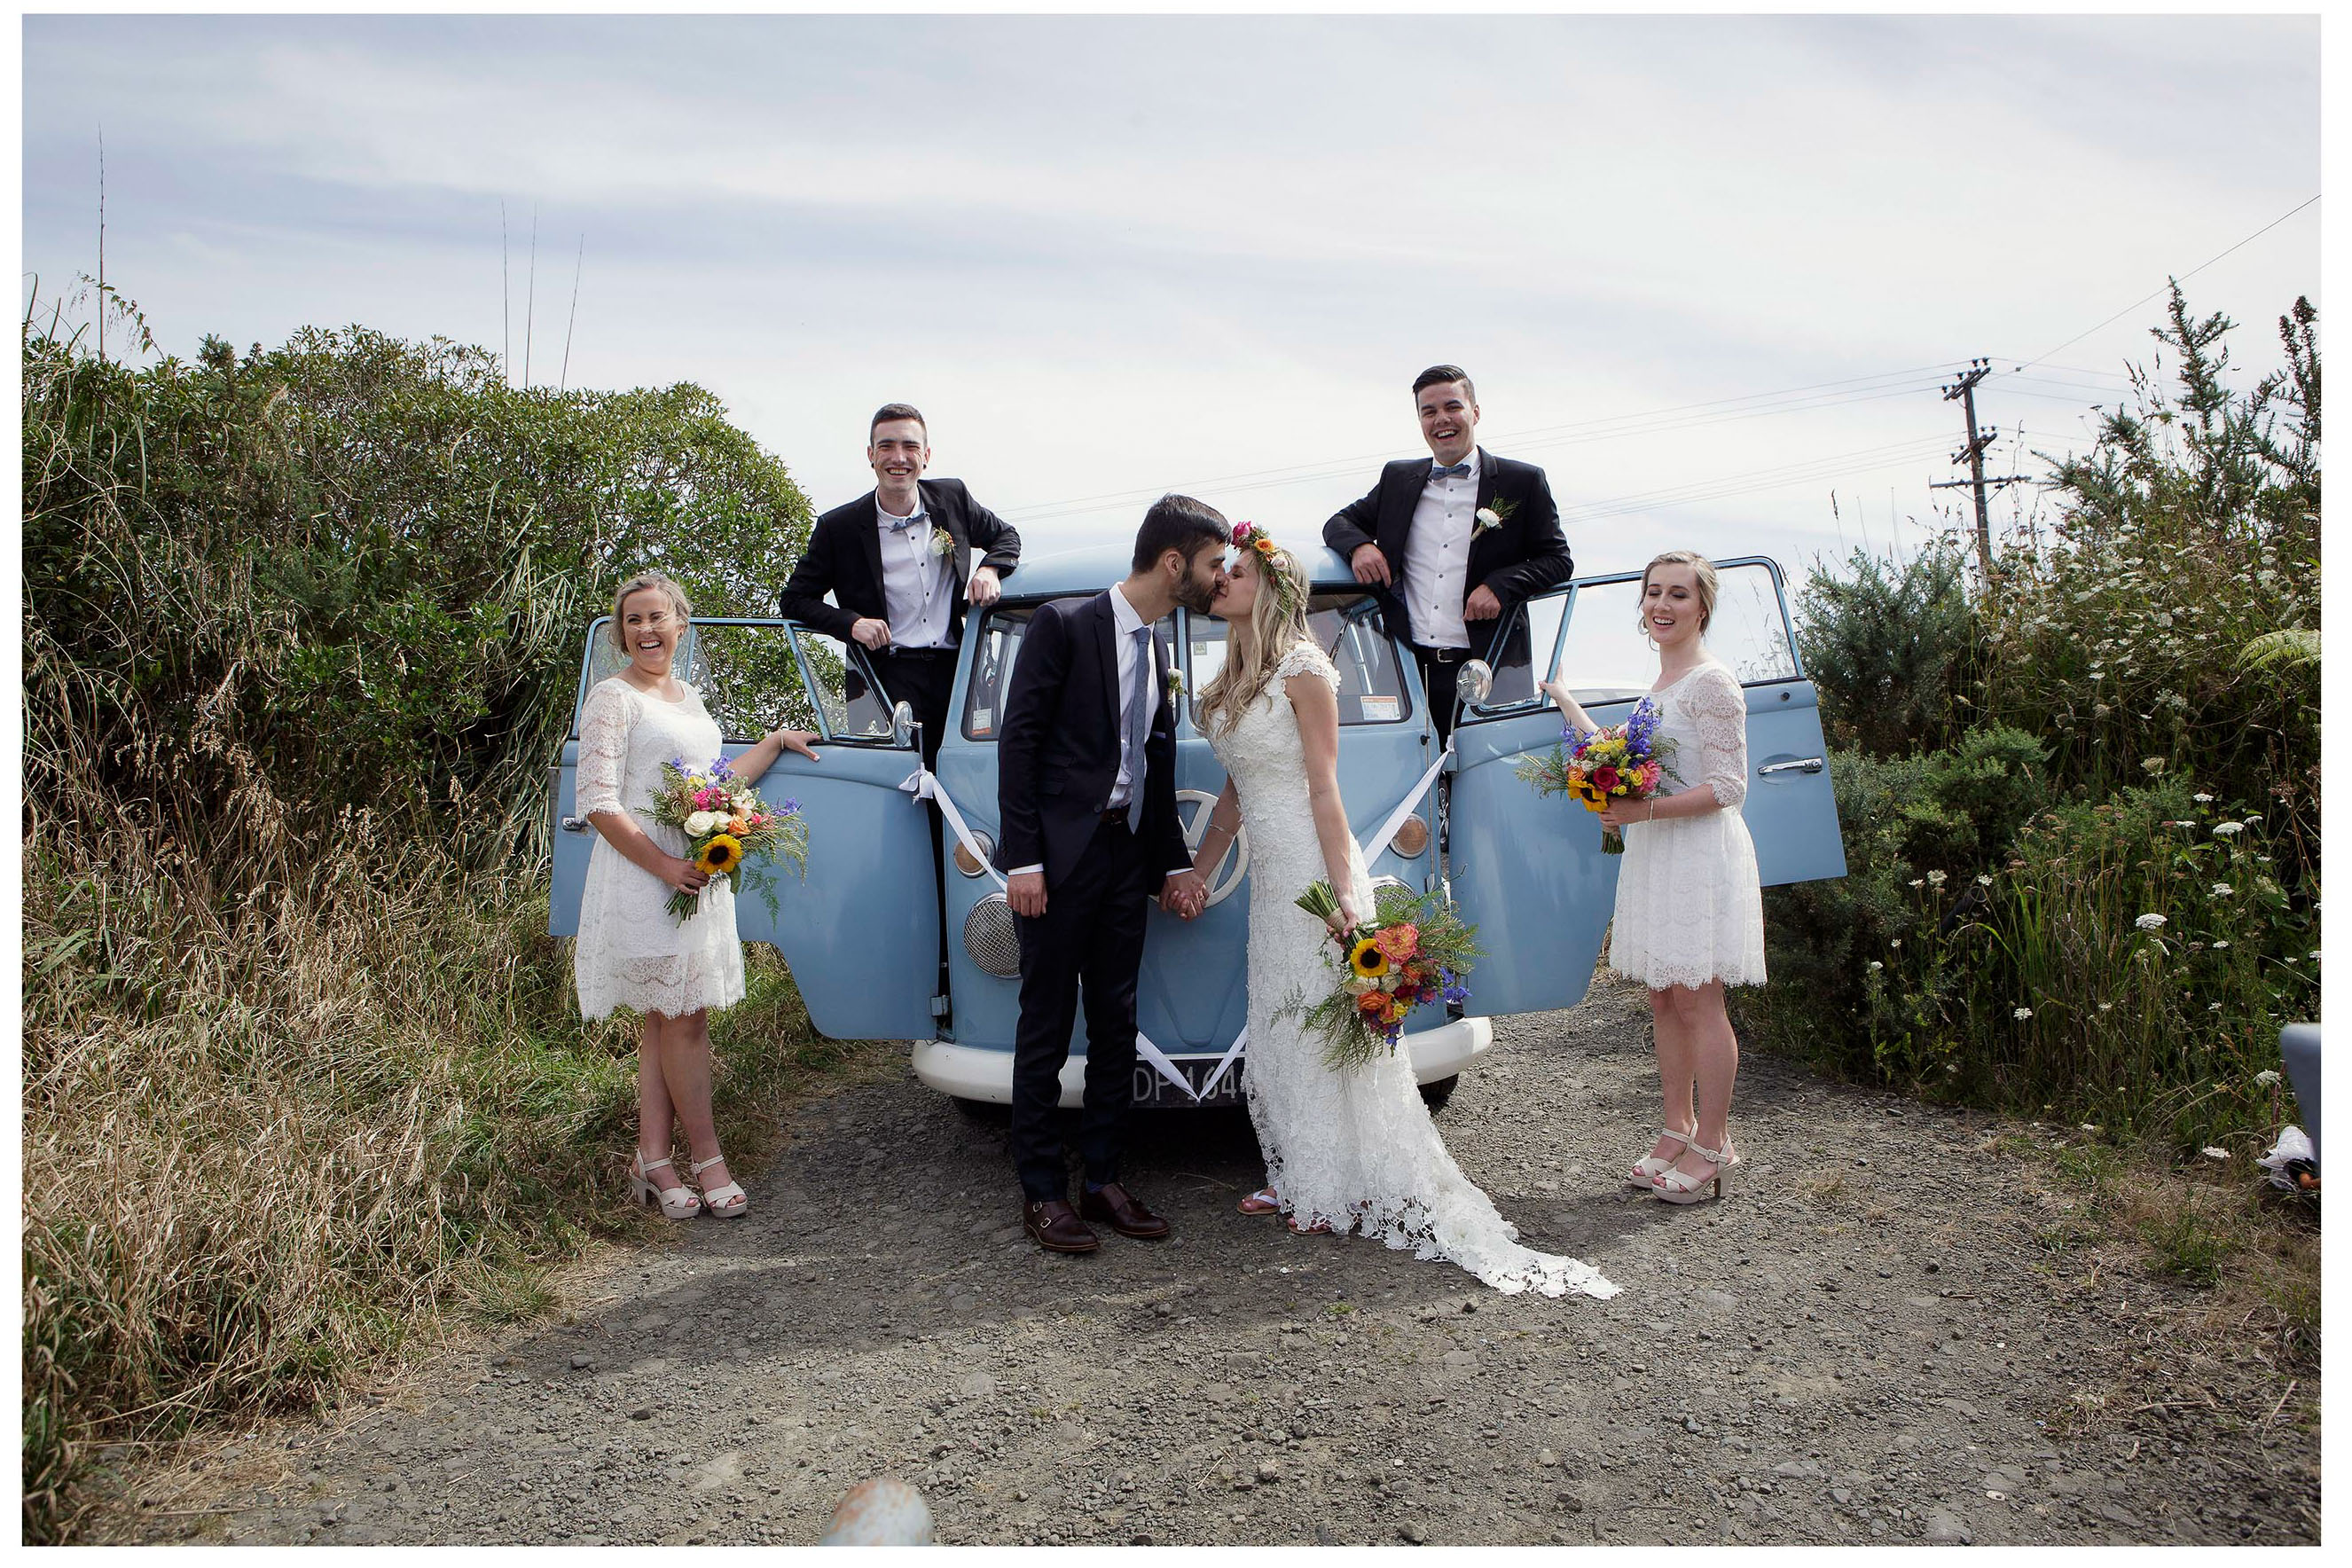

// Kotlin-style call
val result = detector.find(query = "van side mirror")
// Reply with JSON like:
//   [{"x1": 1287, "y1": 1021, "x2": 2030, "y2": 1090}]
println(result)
[
  {"x1": 891, "y1": 700, "x2": 920, "y2": 749},
  {"x1": 1456, "y1": 659, "x2": 1494, "y2": 710}
]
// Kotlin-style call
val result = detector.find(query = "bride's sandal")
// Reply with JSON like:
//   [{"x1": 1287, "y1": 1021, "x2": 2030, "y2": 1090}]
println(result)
[
  {"x1": 1237, "y1": 1188, "x2": 1282, "y2": 1216},
  {"x1": 1285, "y1": 1211, "x2": 1334, "y2": 1235},
  {"x1": 1627, "y1": 1128, "x2": 1691, "y2": 1188},
  {"x1": 690, "y1": 1153, "x2": 748, "y2": 1219}
]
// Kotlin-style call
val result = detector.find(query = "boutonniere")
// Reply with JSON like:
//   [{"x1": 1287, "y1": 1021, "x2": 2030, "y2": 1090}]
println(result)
[
  {"x1": 1164, "y1": 666, "x2": 1187, "y2": 705},
  {"x1": 928, "y1": 525, "x2": 956, "y2": 560},
  {"x1": 1473, "y1": 498, "x2": 1517, "y2": 537}
]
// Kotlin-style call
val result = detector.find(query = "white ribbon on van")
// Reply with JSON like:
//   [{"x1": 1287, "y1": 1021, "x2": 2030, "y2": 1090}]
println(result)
[
  {"x1": 1195, "y1": 738, "x2": 1453, "y2": 1101},
  {"x1": 903, "y1": 767, "x2": 1203, "y2": 1102}
]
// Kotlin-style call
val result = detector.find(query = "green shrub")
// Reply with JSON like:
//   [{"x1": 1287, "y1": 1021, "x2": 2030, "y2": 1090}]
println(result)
[{"x1": 1794, "y1": 535, "x2": 1980, "y2": 757}]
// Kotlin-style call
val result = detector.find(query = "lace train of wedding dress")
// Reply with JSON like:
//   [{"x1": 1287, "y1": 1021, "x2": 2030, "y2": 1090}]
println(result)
[{"x1": 1209, "y1": 639, "x2": 1618, "y2": 1299}]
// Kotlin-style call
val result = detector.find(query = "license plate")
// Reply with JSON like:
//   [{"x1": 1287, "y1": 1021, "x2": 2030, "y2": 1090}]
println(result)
[{"x1": 1132, "y1": 1054, "x2": 1245, "y2": 1109}]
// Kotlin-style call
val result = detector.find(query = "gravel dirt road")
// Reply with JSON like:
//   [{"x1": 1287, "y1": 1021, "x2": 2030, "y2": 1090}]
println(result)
[{"x1": 106, "y1": 977, "x2": 2319, "y2": 1546}]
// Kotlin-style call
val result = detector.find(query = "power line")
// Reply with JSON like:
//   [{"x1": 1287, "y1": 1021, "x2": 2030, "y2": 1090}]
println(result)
[{"x1": 2016, "y1": 193, "x2": 2320, "y2": 371}]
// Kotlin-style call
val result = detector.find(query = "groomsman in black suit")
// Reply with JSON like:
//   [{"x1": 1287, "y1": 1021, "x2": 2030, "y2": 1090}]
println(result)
[
  {"x1": 778, "y1": 403, "x2": 1023, "y2": 771},
  {"x1": 1322, "y1": 365, "x2": 1573, "y2": 741},
  {"x1": 780, "y1": 404, "x2": 1023, "y2": 995}
]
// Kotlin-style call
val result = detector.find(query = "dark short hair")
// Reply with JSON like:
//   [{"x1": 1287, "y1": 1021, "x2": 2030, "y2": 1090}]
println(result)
[
  {"x1": 869, "y1": 403, "x2": 926, "y2": 438},
  {"x1": 1132, "y1": 493, "x2": 1230, "y2": 575},
  {"x1": 1412, "y1": 365, "x2": 1476, "y2": 402}
]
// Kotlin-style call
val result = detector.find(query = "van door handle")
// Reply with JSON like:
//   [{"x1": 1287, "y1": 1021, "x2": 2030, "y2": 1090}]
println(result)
[
  {"x1": 1758, "y1": 757, "x2": 1824, "y2": 776},
  {"x1": 560, "y1": 815, "x2": 592, "y2": 833}
]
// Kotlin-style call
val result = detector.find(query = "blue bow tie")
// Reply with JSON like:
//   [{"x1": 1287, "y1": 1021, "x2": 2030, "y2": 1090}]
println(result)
[
  {"x1": 1431, "y1": 461, "x2": 1471, "y2": 479},
  {"x1": 887, "y1": 512, "x2": 928, "y2": 533}
]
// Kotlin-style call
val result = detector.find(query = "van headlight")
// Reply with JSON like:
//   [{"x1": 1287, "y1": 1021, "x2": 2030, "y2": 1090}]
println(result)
[{"x1": 953, "y1": 829, "x2": 998, "y2": 877}]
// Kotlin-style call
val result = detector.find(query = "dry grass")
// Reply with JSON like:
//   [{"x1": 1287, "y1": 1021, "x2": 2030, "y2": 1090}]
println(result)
[{"x1": 20, "y1": 808, "x2": 852, "y2": 1541}]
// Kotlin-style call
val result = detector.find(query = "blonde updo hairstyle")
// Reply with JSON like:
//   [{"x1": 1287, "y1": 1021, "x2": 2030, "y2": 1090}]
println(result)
[
  {"x1": 1637, "y1": 550, "x2": 1719, "y2": 637},
  {"x1": 608, "y1": 569, "x2": 694, "y2": 651},
  {"x1": 1195, "y1": 545, "x2": 1314, "y2": 740}
]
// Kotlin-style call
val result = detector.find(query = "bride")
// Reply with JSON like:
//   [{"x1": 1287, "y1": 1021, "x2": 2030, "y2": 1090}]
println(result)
[{"x1": 1186, "y1": 527, "x2": 1618, "y2": 1299}]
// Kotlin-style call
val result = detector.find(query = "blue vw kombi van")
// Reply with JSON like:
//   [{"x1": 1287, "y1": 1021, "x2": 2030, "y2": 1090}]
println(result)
[{"x1": 548, "y1": 541, "x2": 1845, "y2": 1112}]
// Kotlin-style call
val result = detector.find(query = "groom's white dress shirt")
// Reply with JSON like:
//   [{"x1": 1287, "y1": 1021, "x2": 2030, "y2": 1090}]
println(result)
[
  {"x1": 1402, "y1": 446, "x2": 1480, "y2": 650},
  {"x1": 875, "y1": 496, "x2": 955, "y2": 649},
  {"x1": 1005, "y1": 583, "x2": 1187, "y2": 882}
]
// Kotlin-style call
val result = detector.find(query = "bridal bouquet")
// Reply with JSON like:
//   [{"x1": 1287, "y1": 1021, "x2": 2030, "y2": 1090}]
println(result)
[
  {"x1": 647, "y1": 755, "x2": 808, "y2": 922},
  {"x1": 1290, "y1": 881, "x2": 1480, "y2": 1070},
  {"x1": 1516, "y1": 695, "x2": 1681, "y2": 854}
]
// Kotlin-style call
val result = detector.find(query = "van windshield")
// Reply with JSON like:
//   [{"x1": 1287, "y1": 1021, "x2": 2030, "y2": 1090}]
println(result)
[{"x1": 960, "y1": 592, "x2": 1410, "y2": 739}]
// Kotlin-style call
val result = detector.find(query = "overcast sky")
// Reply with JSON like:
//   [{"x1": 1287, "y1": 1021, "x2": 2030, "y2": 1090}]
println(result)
[{"x1": 21, "y1": 12, "x2": 2322, "y2": 585}]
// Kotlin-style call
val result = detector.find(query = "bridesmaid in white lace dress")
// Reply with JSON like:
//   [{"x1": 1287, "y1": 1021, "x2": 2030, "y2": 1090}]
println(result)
[
  {"x1": 1543, "y1": 550, "x2": 1765, "y2": 1205},
  {"x1": 1188, "y1": 533, "x2": 1615, "y2": 1298},
  {"x1": 574, "y1": 571, "x2": 819, "y2": 1219}
]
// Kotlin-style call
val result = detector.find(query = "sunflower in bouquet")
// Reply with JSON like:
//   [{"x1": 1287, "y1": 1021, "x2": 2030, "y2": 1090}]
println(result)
[
  {"x1": 1516, "y1": 694, "x2": 1682, "y2": 853},
  {"x1": 1288, "y1": 880, "x2": 1481, "y2": 1071},
  {"x1": 649, "y1": 755, "x2": 810, "y2": 922}
]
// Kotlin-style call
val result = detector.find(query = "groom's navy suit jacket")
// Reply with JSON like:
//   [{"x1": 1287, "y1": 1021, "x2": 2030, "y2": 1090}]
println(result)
[
  {"x1": 995, "y1": 592, "x2": 1188, "y2": 893},
  {"x1": 1321, "y1": 450, "x2": 1573, "y2": 651}
]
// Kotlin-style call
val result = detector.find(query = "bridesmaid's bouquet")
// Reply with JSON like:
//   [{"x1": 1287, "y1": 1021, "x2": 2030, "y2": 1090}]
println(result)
[
  {"x1": 647, "y1": 755, "x2": 808, "y2": 922},
  {"x1": 1516, "y1": 695, "x2": 1682, "y2": 854},
  {"x1": 1290, "y1": 881, "x2": 1480, "y2": 1071}
]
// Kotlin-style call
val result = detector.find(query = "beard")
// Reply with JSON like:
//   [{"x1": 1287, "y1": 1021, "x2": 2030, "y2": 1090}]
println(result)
[{"x1": 1172, "y1": 556, "x2": 1224, "y2": 615}]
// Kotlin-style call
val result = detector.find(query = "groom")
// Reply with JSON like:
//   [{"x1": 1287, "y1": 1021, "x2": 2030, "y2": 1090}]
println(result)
[{"x1": 995, "y1": 495, "x2": 1224, "y2": 1255}]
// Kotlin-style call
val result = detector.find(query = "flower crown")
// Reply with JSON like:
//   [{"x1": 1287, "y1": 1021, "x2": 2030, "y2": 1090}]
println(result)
[{"x1": 1231, "y1": 521, "x2": 1305, "y2": 617}]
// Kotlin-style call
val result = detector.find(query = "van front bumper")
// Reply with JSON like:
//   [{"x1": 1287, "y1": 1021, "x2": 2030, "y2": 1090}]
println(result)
[{"x1": 910, "y1": 1016, "x2": 1493, "y2": 1108}]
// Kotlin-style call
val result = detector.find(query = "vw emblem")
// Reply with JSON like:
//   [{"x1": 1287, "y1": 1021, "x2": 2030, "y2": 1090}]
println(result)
[{"x1": 1174, "y1": 788, "x2": 1249, "y2": 907}]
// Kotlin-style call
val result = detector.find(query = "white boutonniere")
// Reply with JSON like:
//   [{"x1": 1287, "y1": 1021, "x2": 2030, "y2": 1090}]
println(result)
[
  {"x1": 1164, "y1": 666, "x2": 1187, "y2": 705},
  {"x1": 928, "y1": 525, "x2": 956, "y2": 560},
  {"x1": 1472, "y1": 497, "x2": 1517, "y2": 537}
]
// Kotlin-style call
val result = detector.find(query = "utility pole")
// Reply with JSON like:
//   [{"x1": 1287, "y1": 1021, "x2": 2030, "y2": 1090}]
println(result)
[{"x1": 1933, "y1": 357, "x2": 2027, "y2": 593}]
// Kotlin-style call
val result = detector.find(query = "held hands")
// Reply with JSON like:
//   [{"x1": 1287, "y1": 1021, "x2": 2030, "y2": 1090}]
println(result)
[
  {"x1": 1160, "y1": 869, "x2": 1208, "y2": 921},
  {"x1": 968, "y1": 565, "x2": 1003, "y2": 608},
  {"x1": 1463, "y1": 584, "x2": 1503, "y2": 621},
  {"x1": 851, "y1": 617, "x2": 892, "y2": 651},
  {"x1": 1349, "y1": 543, "x2": 1392, "y2": 588}
]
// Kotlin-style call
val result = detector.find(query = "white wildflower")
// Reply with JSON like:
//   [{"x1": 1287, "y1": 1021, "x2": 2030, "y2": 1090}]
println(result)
[
  {"x1": 2014, "y1": 1007, "x2": 2034, "y2": 1020},
  {"x1": 2134, "y1": 913, "x2": 2167, "y2": 930},
  {"x1": 1977, "y1": 874, "x2": 1994, "y2": 886},
  {"x1": 1926, "y1": 870, "x2": 1947, "y2": 886},
  {"x1": 2200, "y1": 1147, "x2": 2230, "y2": 1160},
  {"x1": 2192, "y1": 792, "x2": 2214, "y2": 804},
  {"x1": 1869, "y1": 960, "x2": 1884, "y2": 972},
  {"x1": 1909, "y1": 878, "x2": 1925, "y2": 889},
  {"x1": 2097, "y1": 1002, "x2": 2114, "y2": 1012},
  {"x1": 2212, "y1": 940, "x2": 2230, "y2": 950},
  {"x1": 2079, "y1": 1123, "x2": 2098, "y2": 1133},
  {"x1": 2213, "y1": 822, "x2": 2245, "y2": 837},
  {"x1": 2211, "y1": 883, "x2": 2235, "y2": 898},
  {"x1": 2255, "y1": 1070, "x2": 2281, "y2": 1086}
]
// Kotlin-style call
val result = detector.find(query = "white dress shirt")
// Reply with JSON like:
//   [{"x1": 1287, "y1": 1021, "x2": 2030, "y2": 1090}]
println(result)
[
  {"x1": 875, "y1": 496, "x2": 955, "y2": 649},
  {"x1": 1005, "y1": 583, "x2": 1187, "y2": 881},
  {"x1": 1402, "y1": 446, "x2": 1480, "y2": 649}
]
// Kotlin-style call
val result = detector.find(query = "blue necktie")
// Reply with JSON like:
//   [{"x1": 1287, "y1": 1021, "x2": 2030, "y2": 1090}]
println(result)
[
  {"x1": 1431, "y1": 461, "x2": 1471, "y2": 479},
  {"x1": 887, "y1": 511, "x2": 926, "y2": 533},
  {"x1": 1123, "y1": 627, "x2": 1153, "y2": 832}
]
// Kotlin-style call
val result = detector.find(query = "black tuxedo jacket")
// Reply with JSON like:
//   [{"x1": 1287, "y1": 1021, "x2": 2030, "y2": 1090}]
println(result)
[
  {"x1": 777, "y1": 477, "x2": 1021, "y2": 643},
  {"x1": 1321, "y1": 450, "x2": 1573, "y2": 650},
  {"x1": 995, "y1": 592, "x2": 1188, "y2": 892}
]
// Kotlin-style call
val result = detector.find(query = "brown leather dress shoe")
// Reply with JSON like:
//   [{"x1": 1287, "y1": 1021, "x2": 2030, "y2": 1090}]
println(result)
[
  {"x1": 1078, "y1": 1181, "x2": 1172, "y2": 1241},
  {"x1": 1023, "y1": 1198, "x2": 1101, "y2": 1254}
]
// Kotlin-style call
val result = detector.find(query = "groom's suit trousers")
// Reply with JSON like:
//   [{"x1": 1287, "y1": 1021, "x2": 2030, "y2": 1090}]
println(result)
[{"x1": 1009, "y1": 814, "x2": 1150, "y2": 1201}]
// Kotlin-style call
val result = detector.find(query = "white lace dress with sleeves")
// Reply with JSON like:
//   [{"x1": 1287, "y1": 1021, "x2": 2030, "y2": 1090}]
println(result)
[
  {"x1": 1208, "y1": 638, "x2": 1617, "y2": 1299},
  {"x1": 1606, "y1": 661, "x2": 1768, "y2": 991},
  {"x1": 571, "y1": 676, "x2": 747, "y2": 1021}
]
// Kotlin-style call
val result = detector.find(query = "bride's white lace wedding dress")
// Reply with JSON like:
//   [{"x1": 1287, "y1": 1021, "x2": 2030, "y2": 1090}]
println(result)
[{"x1": 1208, "y1": 639, "x2": 1618, "y2": 1299}]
